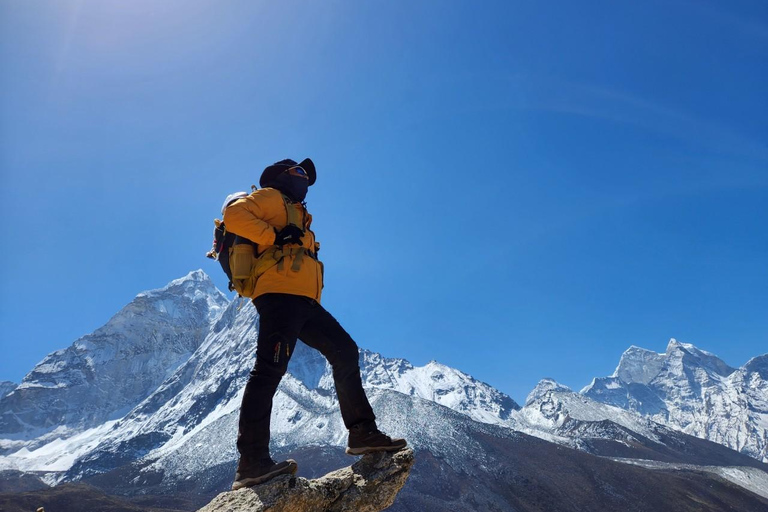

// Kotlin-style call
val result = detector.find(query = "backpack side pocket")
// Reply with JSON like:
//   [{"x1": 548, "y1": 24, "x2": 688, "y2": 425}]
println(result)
[{"x1": 230, "y1": 243, "x2": 257, "y2": 298}]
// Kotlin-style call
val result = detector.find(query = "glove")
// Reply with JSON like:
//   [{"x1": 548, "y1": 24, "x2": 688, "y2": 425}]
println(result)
[{"x1": 274, "y1": 225, "x2": 304, "y2": 246}]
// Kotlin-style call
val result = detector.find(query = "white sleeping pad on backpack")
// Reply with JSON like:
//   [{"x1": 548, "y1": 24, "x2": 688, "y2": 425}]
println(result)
[{"x1": 221, "y1": 192, "x2": 248, "y2": 215}]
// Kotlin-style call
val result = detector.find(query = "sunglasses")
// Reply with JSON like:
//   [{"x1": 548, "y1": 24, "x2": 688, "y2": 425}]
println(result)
[{"x1": 286, "y1": 166, "x2": 309, "y2": 179}]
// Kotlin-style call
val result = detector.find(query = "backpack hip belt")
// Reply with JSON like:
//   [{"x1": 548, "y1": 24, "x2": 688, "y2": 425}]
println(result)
[{"x1": 254, "y1": 245, "x2": 316, "y2": 277}]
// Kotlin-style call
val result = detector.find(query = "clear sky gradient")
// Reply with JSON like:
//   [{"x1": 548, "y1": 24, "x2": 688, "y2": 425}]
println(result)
[{"x1": 1, "y1": 0, "x2": 766, "y2": 403}]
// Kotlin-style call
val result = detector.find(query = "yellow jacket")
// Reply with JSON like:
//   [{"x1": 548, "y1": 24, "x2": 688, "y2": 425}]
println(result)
[{"x1": 223, "y1": 187, "x2": 323, "y2": 302}]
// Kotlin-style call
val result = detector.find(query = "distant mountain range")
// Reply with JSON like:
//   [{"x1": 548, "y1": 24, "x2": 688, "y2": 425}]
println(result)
[{"x1": 1, "y1": 271, "x2": 766, "y2": 511}]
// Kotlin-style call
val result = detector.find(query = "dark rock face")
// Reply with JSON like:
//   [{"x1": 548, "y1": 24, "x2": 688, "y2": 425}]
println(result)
[{"x1": 197, "y1": 449, "x2": 414, "y2": 512}]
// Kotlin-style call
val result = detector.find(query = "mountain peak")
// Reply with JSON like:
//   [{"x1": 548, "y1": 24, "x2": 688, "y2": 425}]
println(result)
[
  {"x1": 178, "y1": 268, "x2": 208, "y2": 282},
  {"x1": 141, "y1": 269, "x2": 217, "y2": 295},
  {"x1": 526, "y1": 378, "x2": 571, "y2": 405},
  {"x1": 1, "y1": 270, "x2": 231, "y2": 437},
  {"x1": 665, "y1": 338, "x2": 686, "y2": 354},
  {"x1": 744, "y1": 354, "x2": 768, "y2": 379},
  {"x1": 664, "y1": 338, "x2": 735, "y2": 377},
  {"x1": 613, "y1": 345, "x2": 666, "y2": 385},
  {"x1": 133, "y1": 270, "x2": 228, "y2": 322}
]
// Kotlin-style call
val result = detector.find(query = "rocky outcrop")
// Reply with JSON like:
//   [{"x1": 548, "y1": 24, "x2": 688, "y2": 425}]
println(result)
[{"x1": 198, "y1": 449, "x2": 414, "y2": 512}]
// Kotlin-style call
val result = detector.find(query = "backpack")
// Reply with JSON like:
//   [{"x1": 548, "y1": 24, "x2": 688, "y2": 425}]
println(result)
[
  {"x1": 206, "y1": 189, "x2": 307, "y2": 298},
  {"x1": 205, "y1": 218, "x2": 253, "y2": 292}
]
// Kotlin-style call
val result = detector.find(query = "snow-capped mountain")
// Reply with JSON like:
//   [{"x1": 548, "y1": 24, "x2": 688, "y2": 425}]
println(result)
[
  {"x1": 582, "y1": 339, "x2": 768, "y2": 463},
  {"x1": 520, "y1": 377, "x2": 667, "y2": 442},
  {"x1": 516, "y1": 376, "x2": 768, "y2": 471},
  {"x1": 1, "y1": 271, "x2": 766, "y2": 511},
  {"x1": 0, "y1": 271, "x2": 227, "y2": 451},
  {"x1": 0, "y1": 271, "x2": 519, "y2": 483},
  {"x1": 297, "y1": 346, "x2": 520, "y2": 425}
]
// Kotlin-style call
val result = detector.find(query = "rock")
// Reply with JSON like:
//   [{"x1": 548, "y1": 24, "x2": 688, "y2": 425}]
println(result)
[{"x1": 198, "y1": 448, "x2": 414, "y2": 512}]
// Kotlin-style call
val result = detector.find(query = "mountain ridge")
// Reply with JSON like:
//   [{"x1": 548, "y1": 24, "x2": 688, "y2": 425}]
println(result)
[
  {"x1": 1, "y1": 270, "x2": 766, "y2": 511},
  {"x1": 582, "y1": 338, "x2": 768, "y2": 463}
]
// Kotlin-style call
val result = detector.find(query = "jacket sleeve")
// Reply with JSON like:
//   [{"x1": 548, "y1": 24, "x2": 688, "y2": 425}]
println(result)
[{"x1": 222, "y1": 194, "x2": 277, "y2": 246}]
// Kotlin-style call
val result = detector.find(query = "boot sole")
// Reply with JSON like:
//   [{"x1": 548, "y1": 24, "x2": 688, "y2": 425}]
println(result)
[
  {"x1": 231, "y1": 461, "x2": 298, "y2": 490},
  {"x1": 345, "y1": 441, "x2": 407, "y2": 456}
]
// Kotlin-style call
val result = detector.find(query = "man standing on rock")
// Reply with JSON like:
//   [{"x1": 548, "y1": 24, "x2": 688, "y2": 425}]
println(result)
[{"x1": 223, "y1": 158, "x2": 407, "y2": 490}]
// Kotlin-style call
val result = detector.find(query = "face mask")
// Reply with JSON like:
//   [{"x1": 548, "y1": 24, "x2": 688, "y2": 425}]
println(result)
[{"x1": 270, "y1": 172, "x2": 309, "y2": 202}]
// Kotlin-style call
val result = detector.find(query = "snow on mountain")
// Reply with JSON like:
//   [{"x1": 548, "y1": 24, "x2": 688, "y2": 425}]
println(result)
[
  {"x1": 138, "y1": 386, "x2": 516, "y2": 497},
  {"x1": 61, "y1": 309, "x2": 519, "y2": 482},
  {"x1": 583, "y1": 338, "x2": 768, "y2": 463},
  {"x1": 60, "y1": 301, "x2": 344, "y2": 482},
  {"x1": 2, "y1": 269, "x2": 766, "y2": 503},
  {"x1": 0, "y1": 270, "x2": 518, "y2": 486},
  {"x1": 0, "y1": 270, "x2": 228, "y2": 449},
  {"x1": 512, "y1": 376, "x2": 768, "y2": 473},
  {"x1": 296, "y1": 348, "x2": 520, "y2": 425},
  {"x1": 136, "y1": 270, "x2": 228, "y2": 324},
  {"x1": 0, "y1": 420, "x2": 121, "y2": 480},
  {"x1": 745, "y1": 354, "x2": 768, "y2": 380},
  {"x1": 61, "y1": 297, "x2": 260, "y2": 481},
  {"x1": 613, "y1": 346, "x2": 667, "y2": 385},
  {"x1": 517, "y1": 378, "x2": 662, "y2": 444},
  {"x1": 524, "y1": 377, "x2": 572, "y2": 406}
]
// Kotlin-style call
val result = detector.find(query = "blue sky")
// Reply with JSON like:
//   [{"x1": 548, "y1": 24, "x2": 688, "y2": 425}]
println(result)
[{"x1": 1, "y1": 0, "x2": 766, "y2": 403}]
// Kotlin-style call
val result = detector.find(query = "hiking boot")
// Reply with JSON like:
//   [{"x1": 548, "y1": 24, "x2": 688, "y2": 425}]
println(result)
[
  {"x1": 346, "y1": 421, "x2": 407, "y2": 455},
  {"x1": 231, "y1": 456, "x2": 298, "y2": 490}
]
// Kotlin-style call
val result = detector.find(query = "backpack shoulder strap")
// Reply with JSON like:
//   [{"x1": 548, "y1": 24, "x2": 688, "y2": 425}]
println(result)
[{"x1": 280, "y1": 194, "x2": 305, "y2": 229}]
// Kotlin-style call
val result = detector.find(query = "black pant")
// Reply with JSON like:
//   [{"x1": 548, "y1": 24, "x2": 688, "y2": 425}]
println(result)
[{"x1": 236, "y1": 293, "x2": 376, "y2": 460}]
